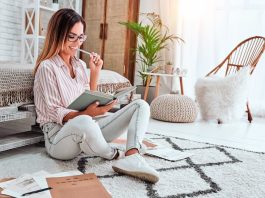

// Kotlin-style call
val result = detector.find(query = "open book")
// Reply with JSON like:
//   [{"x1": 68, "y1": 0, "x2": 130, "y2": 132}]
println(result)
[{"x1": 68, "y1": 86, "x2": 136, "y2": 111}]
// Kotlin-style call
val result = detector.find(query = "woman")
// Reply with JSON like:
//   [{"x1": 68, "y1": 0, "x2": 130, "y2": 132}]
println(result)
[{"x1": 33, "y1": 8, "x2": 159, "y2": 183}]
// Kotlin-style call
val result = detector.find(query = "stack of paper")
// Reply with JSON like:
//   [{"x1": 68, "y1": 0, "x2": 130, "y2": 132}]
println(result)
[
  {"x1": 112, "y1": 137, "x2": 194, "y2": 161},
  {"x1": 0, "y1": 171, "x2": 111, "y2": 198},
  {"x1": 0, "y1": 171, "x2": 50, "y2": 198},
  {"x1": 142, "y1": 138, "x2": 194, "y2": 161}
]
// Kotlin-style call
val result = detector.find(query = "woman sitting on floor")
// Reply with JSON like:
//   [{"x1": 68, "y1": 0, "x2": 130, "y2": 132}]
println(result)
[{"x1": 33, "y1": 8, "x2": 159, "y2": 183}]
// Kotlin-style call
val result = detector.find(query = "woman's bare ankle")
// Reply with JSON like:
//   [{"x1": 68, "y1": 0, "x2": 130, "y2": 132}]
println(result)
[{"x1": 125, "y1": 148, "x2": 139, "y2": 156}]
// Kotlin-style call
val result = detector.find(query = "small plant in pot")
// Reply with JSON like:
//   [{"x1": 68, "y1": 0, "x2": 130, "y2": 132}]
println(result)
[{"x1": 165, "y1": 61, "x2": 173, "y2": 74}]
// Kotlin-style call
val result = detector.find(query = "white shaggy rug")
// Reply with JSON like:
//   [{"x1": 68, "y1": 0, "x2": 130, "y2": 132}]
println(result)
[{"x1": 1, "y1": 133, "x2": 265, "y2": 198}]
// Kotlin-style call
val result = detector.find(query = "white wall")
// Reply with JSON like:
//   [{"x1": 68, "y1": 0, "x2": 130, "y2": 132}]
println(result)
[
  {"x1": 0, "y1": 0, "x2": 81, "y2": 65},
  {"x1": 0, "y1": 0, "x2": 23, "y2": 63},
  {"x1": 139, "y1": 0, "x2": 160, "y2": 14}
]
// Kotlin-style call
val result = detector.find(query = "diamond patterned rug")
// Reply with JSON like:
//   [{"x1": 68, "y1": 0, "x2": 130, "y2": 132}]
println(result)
[
  {"x1": 1, "y1": 133, "x2": 265, "y2": 198},
  {"x1": 77, "y1": 133, "x2": 265, "y2": 198}
]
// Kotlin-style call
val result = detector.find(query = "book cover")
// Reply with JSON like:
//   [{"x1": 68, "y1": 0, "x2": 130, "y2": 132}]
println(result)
[{"x1": 68, "y1": 86, "x2": 136, "y2": 111}]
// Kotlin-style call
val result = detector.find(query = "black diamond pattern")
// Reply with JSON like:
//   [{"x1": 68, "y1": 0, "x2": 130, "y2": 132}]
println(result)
[{"x1": 77, "y1": 133, "x2": 243, "y2": 198}]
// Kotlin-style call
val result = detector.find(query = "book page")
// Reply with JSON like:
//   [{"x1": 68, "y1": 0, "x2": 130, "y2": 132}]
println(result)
[{"x1": 114, "y1": 86, "x2": 136, "y2": 99}]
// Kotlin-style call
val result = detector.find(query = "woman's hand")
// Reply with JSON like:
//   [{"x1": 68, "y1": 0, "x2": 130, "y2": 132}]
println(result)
[
  {"x1": 89, "y1": 52, "x2": 103, "y2": 91},
  {"x1": 63, "y1": 100, "x2": 117, "y2": 122},
  {"x1": 82, "y1": 100, "x2": 118, "y2": 117},
  {"x1": 89, "y1": 52, "x2": 103, "y2": 73}
]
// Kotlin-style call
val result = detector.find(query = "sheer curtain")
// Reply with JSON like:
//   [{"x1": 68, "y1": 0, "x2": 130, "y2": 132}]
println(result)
[
  {"x1": 137, "y1": 0, "x2": 180, "y2": 94},
  {"x1": 158, "y1": 0, "x2": 265, "y2": 116},
  {"x1": 157, "y1": 0, "x2": 182, "y2": 94}
]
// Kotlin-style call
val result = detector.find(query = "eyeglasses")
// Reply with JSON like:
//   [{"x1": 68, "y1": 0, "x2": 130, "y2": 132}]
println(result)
[{"x1": 67, "y1": 33, "x2": 87, "y2": 42}]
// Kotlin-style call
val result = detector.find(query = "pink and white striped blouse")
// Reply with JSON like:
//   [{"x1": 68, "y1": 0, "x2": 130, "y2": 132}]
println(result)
[{"x1": 34, "y1": 55, "x2": 90, "y2": 126}]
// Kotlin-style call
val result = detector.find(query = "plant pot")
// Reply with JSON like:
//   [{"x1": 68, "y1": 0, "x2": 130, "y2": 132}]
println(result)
[
  {"x1": 52, "y1": 3, "x2": 59, "y2": 10},
  {"x1": 165, "y1": 64, "x2": 173, "y2": 74},
  {"x1": 136, "y1": 85, "x2": 156, "y2": 104}
]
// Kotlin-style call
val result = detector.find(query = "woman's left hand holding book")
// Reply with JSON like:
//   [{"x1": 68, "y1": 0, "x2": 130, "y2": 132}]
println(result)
[
  {"x1": 63, "y1": 99, "x2": 117, "y2": 122},
  {"x1": 82, "y1": 99, "x2": 118, "y2": 117}
]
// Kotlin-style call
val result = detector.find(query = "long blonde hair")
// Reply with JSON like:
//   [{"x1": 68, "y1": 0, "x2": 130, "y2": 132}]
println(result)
[{"x1": 33, "y1": 8, "x2": 86, "y2": 75}]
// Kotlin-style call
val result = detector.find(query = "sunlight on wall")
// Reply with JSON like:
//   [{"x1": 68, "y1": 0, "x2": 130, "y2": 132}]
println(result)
[
  {"x1": 177, "y1": 0, "x2": 265, "y2": 114},
  {"x1": 179, "y1": 0, "x2": 209, "y2": 19},
  {"x1": 138, "y1": 0, "x2": 265, "y2": 111}
]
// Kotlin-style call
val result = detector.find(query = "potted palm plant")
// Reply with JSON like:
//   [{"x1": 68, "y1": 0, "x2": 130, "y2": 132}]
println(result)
[{"x1": 120, "y1": 13, "x2": 183, "y2": 102}]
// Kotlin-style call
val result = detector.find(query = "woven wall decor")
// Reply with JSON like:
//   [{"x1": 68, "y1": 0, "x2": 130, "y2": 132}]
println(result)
[{"x1": 150, "y1": 94, "x2": 198, "y2": 123}]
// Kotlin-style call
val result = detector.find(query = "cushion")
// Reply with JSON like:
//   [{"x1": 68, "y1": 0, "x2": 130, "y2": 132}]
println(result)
[
  {"x1": 150, "y1": 94, "x2": 198, "y2": 123},
  {"x1": 87, "y1": 69, "x2": 129, "y2": 84},
  {"x1": 195, "y1": 66, "x2": 250, "y2": 123},
  {"x1": 87, "y1": 69, "x2": 131, "y2": 93}
]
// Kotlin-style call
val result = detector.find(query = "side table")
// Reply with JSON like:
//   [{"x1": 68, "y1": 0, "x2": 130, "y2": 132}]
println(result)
[{"x1": 142, "y1": 72, "x2": 185, "y2": 101}]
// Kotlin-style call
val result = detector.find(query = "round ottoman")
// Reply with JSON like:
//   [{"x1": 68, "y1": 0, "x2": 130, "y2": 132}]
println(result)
[{"x1": 150, "y1": 94, "x2": 198, "y2": 123}]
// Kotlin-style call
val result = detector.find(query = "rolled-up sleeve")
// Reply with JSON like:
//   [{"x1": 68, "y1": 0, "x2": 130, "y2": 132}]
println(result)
[{"x1": 37, "y1": 64, "x2": 76, "y2": 125}]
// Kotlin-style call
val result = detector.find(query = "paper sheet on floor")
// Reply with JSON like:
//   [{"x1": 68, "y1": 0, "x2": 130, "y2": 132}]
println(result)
[
  {"x1": 112, "y1": 137, "x2": 164, "y2": 150},
  {"x1": 145, "y1": 148, "x2": 193, "y2": 161},
  {"x1": 0, "y1": 170, "x2": 49, "y2": 198},
  {"x1": 0, "y1": 170, "x2": 83, "y2": 198},
  {"x1": 33, "y1": 170, "x2": 83, "y2": 198},
  {"x1": 33, "y1": 170, "x2": 82, "y2": 188}
]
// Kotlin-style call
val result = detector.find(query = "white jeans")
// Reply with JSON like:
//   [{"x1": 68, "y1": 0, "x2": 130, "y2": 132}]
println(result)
[{"x1": 42, "y1": 99, "x2": 150, "y2": 160}]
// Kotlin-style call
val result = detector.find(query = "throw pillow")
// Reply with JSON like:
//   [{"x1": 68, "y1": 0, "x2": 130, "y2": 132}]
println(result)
[{"x1": 87, "y1": 69, "x2": 129, "y2": 84}]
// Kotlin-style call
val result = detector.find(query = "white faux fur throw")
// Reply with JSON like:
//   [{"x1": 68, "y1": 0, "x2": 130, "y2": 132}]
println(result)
[
  {"x1": 251, "y1": 101, "x2": 265, "y2": 117},
  {"x1": 195, "y1": 67, "x2": 250, "y2": 123}
]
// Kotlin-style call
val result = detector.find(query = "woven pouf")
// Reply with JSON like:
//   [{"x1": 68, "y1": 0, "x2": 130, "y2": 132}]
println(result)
[{"x1": 150, "y1": 94, "x2": 198, "y2": 123}]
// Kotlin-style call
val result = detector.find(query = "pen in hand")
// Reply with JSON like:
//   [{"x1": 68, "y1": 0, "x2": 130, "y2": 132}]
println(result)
[
  {"x1": 77, "y1": 48, "x2": 91, "y2": 56},
  {"x1": 77, "y1": 48, "x2": 102, "y2": 65},
  {"x1": 21, "y1": 187, "x2": 52, "y2": 196}
]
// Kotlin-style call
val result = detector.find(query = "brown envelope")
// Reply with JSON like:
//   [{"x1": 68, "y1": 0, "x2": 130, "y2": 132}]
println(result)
[{"x1": 46, "y1": 173, "x2": 111, "y2": 198}]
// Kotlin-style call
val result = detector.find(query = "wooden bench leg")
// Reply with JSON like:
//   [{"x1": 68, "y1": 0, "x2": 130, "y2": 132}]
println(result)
[
  {"x1": 179, "y1": 76, "x2": 184, "y2": 95},
  {"x1": 246, "y1": 102, "x2": 253, "y2": 123},
  {"x1": 144, "y1": 75, "x2": 151, "y2": 101},
  {"x1": 155, "y1": 76, "x2": 161, "y2": 98}
]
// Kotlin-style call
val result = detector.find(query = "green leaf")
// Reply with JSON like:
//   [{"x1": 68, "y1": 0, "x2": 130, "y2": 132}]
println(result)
[{"x1": 119, "y1": 14, "x2": 184, "y2": 85}]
